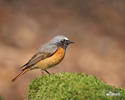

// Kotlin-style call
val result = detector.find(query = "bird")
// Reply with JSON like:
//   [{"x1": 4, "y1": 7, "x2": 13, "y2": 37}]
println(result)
[{"x1": 11, "y1": 35, "x2": 74, "y2": 82}]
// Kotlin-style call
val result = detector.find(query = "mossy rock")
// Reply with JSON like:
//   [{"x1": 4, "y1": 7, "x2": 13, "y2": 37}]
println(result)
[
  {"x1": 0, "y1": 97, "x2": 3, "y2": 100},
  {"x1": 26, "y1": 73, "x2": 125, "y2": 100}
]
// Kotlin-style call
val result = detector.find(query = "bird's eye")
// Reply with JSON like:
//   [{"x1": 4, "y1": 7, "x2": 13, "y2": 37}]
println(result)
[
  {"x1": 64, "y1": 39, "x2": 67, "y2": 42},
  {"x1": 60, "y1": 39, "x2": 68, "y2": 44},
  {"x1": 61, "y1": 39, "x2": 65, "y2": 43}
]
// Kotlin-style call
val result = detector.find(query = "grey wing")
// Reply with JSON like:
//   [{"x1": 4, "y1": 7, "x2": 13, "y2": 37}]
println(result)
[
  {"x1": 20, "y1": 43, "x2": 57, "y2": 70},
  {"x1": 38, "y1": 42, "x2": 57, "y2": 53}
]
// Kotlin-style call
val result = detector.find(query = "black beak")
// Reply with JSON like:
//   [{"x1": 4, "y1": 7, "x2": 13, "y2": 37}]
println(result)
[{"x1": 68, "y1": 40, "x2": 74, "y2": 44}]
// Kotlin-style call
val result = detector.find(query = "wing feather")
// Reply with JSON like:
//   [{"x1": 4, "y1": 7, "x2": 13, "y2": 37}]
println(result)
[
  {"x1": 20, "y1": 42, "x2": 57, "y2": 70},
  {"x1": 21, "y1": 52, "x2": 55, "y2": 70}
]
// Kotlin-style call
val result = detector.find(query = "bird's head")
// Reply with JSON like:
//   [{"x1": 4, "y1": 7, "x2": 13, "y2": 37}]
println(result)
[{"x1": 50, "y1": 35, "x2": 74, "y2": 49}]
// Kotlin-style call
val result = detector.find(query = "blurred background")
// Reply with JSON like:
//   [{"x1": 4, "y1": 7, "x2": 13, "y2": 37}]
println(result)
[{"x1": 0, "y1": 0, "x2": 125, "y2": 100}]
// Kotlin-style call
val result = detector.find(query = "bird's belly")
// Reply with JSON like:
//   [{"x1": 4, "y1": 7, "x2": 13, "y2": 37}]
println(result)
[{"x1": 36, "y1": 47, "x2": 65, "y2": 69}]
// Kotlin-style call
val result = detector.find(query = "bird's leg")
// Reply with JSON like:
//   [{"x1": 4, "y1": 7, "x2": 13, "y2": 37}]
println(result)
[
  {"x1": 44, "y1": 69, "x2": 50, "y2": 74},
  {"x1": 41, "y1": 69, "x2": 45, "y2": 75}
]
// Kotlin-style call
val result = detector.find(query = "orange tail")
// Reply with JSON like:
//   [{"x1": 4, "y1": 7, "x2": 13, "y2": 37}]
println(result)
[{"x1": 11, "y1": 69, "x2": 29, "y2": 82}]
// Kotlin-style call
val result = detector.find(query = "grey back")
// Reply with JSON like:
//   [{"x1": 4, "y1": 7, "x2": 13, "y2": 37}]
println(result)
[{"x1": 38, "y1": 42, "x2": 57, "y2": 54}]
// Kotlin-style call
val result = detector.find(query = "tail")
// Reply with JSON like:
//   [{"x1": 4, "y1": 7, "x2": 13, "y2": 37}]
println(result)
[{"x1": 11, "y1": 69, "x2": 29, "y2": 82}]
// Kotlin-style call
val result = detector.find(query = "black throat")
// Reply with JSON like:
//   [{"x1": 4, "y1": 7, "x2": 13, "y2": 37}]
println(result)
[{"x1": 57, "y1": 40, "x2": 68, "y2": 50}]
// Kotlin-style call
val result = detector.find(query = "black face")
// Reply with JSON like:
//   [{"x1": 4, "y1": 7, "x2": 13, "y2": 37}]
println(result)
[{"x1": 57, "y1": 39, "x2": 74, "y2": 49}]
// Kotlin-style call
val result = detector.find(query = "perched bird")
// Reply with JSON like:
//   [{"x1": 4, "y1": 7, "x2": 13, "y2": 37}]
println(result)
[{"x1": 12, "y1": 35, "x2": 74, "y2": 82}]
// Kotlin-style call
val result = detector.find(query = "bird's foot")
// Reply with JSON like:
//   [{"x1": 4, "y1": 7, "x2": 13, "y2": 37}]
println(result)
[{"x1": 44, "y1": 69, "x2": 51, "y2": 75}]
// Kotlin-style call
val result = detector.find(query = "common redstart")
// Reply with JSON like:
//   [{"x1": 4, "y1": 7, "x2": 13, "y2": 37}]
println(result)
[{"x1": 12, "y1": 35, "x2": 74, "y2": 82}]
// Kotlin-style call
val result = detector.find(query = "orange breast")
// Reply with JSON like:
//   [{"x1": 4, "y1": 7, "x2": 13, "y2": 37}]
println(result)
[{"x1": 36, "y1": 46, "x2": 65, "y2": 69}]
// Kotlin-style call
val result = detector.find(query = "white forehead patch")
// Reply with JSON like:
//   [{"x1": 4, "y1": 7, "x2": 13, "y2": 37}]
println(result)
[
  {"x1": 50, "y1": 35, "x2": 69, "y2": 43},
  {"x1": 63, "y1": 37, "x2": 69, "y2": 40}
]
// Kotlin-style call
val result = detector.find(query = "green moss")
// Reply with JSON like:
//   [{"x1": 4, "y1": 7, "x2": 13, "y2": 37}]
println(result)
[
  {"x1": 26, "y1": 73, "x2": 125, "y2": 100},
  {"x1": 0, "y1": 97, "x2": 3, "y2": 100}
]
